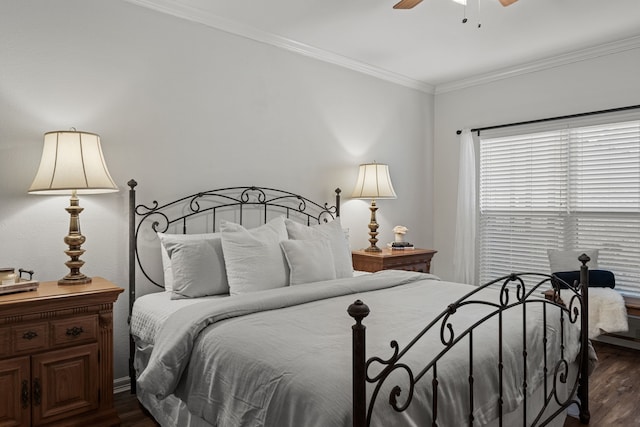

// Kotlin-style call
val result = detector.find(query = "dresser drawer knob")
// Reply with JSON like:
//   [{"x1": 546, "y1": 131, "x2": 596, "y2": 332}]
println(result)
[
  {"x1": 22, "y1": 331, "x2": 38, "y2": 340},
  {"x1": 66, "y1": 326, "x2": 84, "y2": 337}
]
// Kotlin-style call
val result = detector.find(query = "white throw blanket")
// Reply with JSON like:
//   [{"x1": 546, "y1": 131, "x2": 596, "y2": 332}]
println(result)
[{"x1": 562, "y1": 288, "x2": 629, "y2": 339}]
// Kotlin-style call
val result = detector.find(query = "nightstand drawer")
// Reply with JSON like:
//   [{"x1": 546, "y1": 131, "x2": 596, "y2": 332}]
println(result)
[
  {"x1": 389, "y1": 261, "x2": 430, "y2": 272},
  {"x1": 383, "y1": 254, "x2": 430, "y2": 268},
  {"x1": 13, "y1": 322, "x2": 48, "y2": 353},
  {"x1": 51, "y1": 315, "x2": 98, "y2": 347}
]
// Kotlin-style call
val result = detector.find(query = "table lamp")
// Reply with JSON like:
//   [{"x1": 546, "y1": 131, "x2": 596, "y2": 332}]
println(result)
[
  {"x1": 29, "y1": 130, "x2": 118, "y2": 285},
  {"x1": 351, "y1": 162, "x2": 397, "y2": 252}
]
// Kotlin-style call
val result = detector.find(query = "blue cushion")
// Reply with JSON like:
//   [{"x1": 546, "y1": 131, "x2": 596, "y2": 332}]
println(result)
[{"x1": 553, "y1": 270, "x2": 615, "y2": 289}]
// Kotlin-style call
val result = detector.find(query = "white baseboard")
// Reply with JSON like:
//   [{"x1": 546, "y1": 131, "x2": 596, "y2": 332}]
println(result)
[{"x1": 114, "y1": 376, "x2": 132, "y2": 394}]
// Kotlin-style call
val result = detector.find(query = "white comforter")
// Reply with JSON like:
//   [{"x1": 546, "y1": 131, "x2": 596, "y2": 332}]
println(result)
[{"x1": 137, "y1": 270, "x2": 582, "y2": 427}]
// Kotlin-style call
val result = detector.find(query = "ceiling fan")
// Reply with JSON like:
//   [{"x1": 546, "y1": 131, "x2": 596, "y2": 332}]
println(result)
[{"x1": 393, "y1": 0, "x2": 517, "y2": 9}]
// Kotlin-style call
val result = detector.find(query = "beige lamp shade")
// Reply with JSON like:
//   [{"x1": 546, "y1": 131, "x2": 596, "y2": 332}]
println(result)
[
  {"x1": 29, "y1": 131, "x2": 118, "y2": 195},
  {"x1": 351, "y1": 163, "x2": 397, "y2": 200}
]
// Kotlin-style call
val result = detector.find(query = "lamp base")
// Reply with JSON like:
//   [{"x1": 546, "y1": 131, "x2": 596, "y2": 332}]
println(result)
[
  {"x1": 58, "y1": 191, "x2": 92, "y2": 286},
  {"x1": 364, "y1": 199, "x2": 382, "y2": 252},
  {"x1": 58, "y1": 275, "x2": 92, "y2": 286}
]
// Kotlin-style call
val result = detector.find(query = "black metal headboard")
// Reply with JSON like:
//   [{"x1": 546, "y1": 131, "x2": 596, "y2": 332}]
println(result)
[
  {"x1": 128, "y1": 178, "x2": 341, "y2": 291},
  {"x1": 127, "y1": 179, "x2": 341, "y2": 392}
]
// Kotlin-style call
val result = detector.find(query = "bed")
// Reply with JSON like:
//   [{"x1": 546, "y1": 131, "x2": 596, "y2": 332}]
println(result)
[{"x1": 127, "y1": 180, "x2": 592, "y2": 427}]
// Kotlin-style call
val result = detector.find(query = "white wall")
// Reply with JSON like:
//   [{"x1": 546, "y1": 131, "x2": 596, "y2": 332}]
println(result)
[
  {"x1": 433, "y1": 48, "x2": 640, "y2": 281},
  {"x1": 0, "y1": 0, "x2": 434, "y2": 381}
]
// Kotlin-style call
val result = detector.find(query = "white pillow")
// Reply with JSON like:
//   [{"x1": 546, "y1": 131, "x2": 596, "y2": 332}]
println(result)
[
  {"x1": 547, "y1": 248, "x2": 599, "y2": 273},
  {"x1": 161, "y1": 239, "x2": 226, "y2": 299},
  {"x1": 220, "y1": 216, "x2": 289, "y2": 295},
  {"x1": 280, "y1": 239, "x2": 336, "y2": 286},
  {"x1": 284, "y1": 217, "x2": 353, "y2": 279},
  {"x1": 158, "y1": 232, "x2": 229, "y2": 298}
]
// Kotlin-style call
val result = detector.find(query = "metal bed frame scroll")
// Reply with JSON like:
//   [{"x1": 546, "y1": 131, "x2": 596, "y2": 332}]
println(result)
[
  {"x1": 349, "y1": 254, "x2": 592, "y2": 427},
  {"x1": 127, "y1": 179, "x2": 341, "y2": 393}
]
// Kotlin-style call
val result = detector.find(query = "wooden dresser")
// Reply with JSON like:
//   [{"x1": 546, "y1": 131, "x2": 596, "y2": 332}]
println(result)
[
  {"x1": 352, "y1": 248, "x2": 437, "y2": 273},
  {"x1": 0, "y1": 277, "x2": 123, "y2": 427}
]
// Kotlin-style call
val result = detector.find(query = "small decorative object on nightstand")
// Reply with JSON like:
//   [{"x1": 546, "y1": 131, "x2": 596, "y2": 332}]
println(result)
[
  {"x1": 0, "y1": 277, "x2": 123, "y2": 426},
  {"x1": 390, "y1": 225, "x2": 413, "y2": 249},
  {"x1": 392, "y1": 225, "x2": 408, "y2": 244},
  {"x1": 0, "y1": 268, "x2": 39, "y2": 295},
  {"x1": 352, "y1": 248, "x2": 437, "y2": 273}
]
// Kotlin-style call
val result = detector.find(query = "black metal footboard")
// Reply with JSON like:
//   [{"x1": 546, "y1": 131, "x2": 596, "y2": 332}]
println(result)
[{"x1": 349, "y1": 254, "x2": 592, "y2": 427}]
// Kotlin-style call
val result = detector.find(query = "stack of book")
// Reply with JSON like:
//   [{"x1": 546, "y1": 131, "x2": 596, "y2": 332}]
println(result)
[{"x1": 390, "y1": 242, "x2": 414, "y2": 250}]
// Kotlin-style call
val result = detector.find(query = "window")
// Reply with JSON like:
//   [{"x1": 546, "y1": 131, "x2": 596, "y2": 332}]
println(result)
[{"x1": 479, "y1": 118, "x2": 640, "y2": 297}]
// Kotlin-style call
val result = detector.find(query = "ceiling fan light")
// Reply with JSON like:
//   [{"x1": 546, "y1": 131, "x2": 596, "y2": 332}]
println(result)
[{"x1": 452, "y1": 0, "x2": 467, "y2": 5}]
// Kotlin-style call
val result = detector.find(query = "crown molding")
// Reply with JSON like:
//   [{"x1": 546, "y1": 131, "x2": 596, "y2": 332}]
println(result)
[
  {"x1": 435, "y1": 35, "x2": 640, "y2": 95},
  {"x1": 124, "y1": 0, "x2": 435, "y2": 94},
  {"x1": 123, "y1": 0, "x2": 639, "y2": 97}
]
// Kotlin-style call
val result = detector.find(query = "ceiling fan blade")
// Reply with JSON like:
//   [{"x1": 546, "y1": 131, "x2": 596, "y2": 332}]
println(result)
[
  {"x1": 499, "y1": 0, "x2": 518, "y2": 6},
  {"x1": 393, "y1": 0, "x2": 423, "y2": 9}
]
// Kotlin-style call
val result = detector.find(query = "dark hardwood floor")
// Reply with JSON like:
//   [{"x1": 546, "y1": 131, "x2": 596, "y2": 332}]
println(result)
[
  {"x1": 115, "y1": 341, "x2": 638, "y2": 426},
  {"x1": 563, "y1": 341, "x2": 640, "y2": 427},
  {"x1": 114, "y1": 391, "x2": 159, "y2": 427}
]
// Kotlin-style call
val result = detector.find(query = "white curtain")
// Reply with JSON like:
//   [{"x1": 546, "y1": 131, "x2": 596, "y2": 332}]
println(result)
[{"x1": 452, "y1": 129, "x2": 476, "y2": 284}]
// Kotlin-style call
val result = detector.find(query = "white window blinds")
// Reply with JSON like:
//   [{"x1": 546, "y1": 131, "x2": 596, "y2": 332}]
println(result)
[{"x1": 479, "y1": 119, "x2": 640, "y2": 297}]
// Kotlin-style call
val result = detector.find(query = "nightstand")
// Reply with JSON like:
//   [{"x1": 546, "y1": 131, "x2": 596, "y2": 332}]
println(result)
[
  {"x1": 0, "y1": 277, "x2": 123, "y2": 427},
  {"x1": 352, "y1": 248, "x2": 437, "y2": 273}
]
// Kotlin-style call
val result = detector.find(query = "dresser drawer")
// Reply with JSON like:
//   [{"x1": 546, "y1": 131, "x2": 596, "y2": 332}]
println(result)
[
  {"x1": 51, "y1": 315, "x2": 98, "y2": 347},
  {"x1": 13, "y1": 322, "x2": 48, "y2": 353}
]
